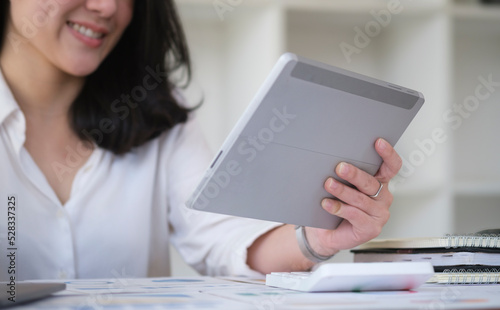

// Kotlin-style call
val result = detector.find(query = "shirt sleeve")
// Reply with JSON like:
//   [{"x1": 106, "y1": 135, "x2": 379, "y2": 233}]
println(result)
[{"x1": 165, "y1": 116, "x2": 283, "y2": 277}]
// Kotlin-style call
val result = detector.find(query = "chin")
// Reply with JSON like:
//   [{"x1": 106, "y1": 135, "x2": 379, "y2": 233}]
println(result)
[
  {"x1": 65, "y1": 62, "x2": 101, "y2": 77},
  {"x1": 57, "y1": 50, "x2": 107, "y2": 76}
]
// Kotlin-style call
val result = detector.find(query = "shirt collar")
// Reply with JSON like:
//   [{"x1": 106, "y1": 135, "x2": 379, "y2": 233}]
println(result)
[
  {"x1": 0, "y1": 68, "x2": 26, "y2": 154},
  {"x1": 0, "y1": 68, "x2": 22, "y2": 125}
]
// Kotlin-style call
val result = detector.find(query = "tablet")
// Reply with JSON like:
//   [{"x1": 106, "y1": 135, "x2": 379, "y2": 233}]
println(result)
[
  {"x1": 0, "y1": 281, "x2": 65, "y2": 307},
  {"x1": 187, "y1": 53, "x2": 424, "y2": 229}
]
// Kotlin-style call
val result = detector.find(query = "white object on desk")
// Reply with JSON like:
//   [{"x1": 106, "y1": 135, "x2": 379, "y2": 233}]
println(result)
[{"x1": 265, "y1": 262, "x2": 434, "y2": 292}]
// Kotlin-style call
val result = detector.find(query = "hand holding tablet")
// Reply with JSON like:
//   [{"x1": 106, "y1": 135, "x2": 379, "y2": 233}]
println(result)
[{"x1": 187, "y1": 53, "x2": 424, "y2": 230}]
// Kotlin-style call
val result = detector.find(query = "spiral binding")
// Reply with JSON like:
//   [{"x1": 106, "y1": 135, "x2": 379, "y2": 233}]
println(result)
[
  {"x1": 440, "y1": 268, "x2": 500, "y2": 284},
  {"x1": 444, "y1": 233, "x2": 500, "y2": 248}
]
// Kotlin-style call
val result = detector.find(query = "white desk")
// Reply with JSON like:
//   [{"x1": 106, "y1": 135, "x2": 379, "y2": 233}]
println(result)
[{"x1": 7, "y1": 277, "x2": 500, "y2": 309}]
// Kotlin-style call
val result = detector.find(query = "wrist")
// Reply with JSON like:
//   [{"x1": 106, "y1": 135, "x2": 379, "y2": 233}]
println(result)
[
  {"x1": 305, "y1": 226, "x2": 340, "y2": 257},
  {"x1": 295, "y1": 226, "x2": 337, "y2": 263}
]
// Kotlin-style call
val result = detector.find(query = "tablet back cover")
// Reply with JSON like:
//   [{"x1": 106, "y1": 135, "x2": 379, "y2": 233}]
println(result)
[{"x1": 187, "y1": 53, "x2": 424, "y2": 229}]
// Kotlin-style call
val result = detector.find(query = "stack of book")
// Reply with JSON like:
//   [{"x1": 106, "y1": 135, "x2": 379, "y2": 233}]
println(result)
[{"x1": 351, "y1": 230, "x2": 500, "y2": 284}]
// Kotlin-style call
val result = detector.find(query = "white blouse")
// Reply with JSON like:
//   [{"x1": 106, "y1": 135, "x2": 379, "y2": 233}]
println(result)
[{"x1": 0, "y1": 71, "x2": 281, "y2": 281}]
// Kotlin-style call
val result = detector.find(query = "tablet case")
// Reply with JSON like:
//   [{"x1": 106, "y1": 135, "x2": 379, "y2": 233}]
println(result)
[{"x1": 187, "y1": 53, "x2": 424, "y2": 229}]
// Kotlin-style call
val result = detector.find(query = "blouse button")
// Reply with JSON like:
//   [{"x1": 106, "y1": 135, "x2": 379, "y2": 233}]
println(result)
[{"x1": 56, "y1": 210, "x2": 64, "y2": 219}]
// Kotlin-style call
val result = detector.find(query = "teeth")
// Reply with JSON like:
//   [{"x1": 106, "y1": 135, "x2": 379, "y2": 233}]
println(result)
[{"x1": 68, "y1": 22, "x2": 104, "y2": 39}]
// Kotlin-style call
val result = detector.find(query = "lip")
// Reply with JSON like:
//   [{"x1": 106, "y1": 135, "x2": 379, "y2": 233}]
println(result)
[
  {"x1": 69, "y1": 20, "x2": 109, "y2": 35},
  {"x1": 66, "y1": 20, "x2": 109, "y2": 48}
]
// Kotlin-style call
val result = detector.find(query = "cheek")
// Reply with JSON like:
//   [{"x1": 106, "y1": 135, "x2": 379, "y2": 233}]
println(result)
[
  {"x1": 116, "y1": 1, "x2": 134, "y2": 33},
  {"x1": 8, "y1": 2, "x2": 38, "y2": 37},
  {"x1": 8, "y1": 1, "x2": 69, "y2": 42},
  {"x1": 103, "y1": 1, "x2": 133, "y2": 53}
]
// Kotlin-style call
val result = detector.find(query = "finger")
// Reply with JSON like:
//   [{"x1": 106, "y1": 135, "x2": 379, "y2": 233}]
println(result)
[
  {"x1": 335, "y1": 162, "x2": 382, "y2": 198},
  {"x1": 321, "y1": 198, "x2": 383, "y2": 238},
  {"x1": 374, "y1": 138, "x2": 403, "y2": 183},
  {"x1": 323, "y1": 178, "x2": 387, "y2": 217}
]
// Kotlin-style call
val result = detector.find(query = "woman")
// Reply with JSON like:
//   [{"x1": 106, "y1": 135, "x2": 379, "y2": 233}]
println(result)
[{"x1": 0, "y1": 0, "x2": 402, "y2": 280}]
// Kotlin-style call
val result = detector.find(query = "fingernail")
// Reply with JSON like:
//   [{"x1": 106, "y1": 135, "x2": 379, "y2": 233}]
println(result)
[
  {"x1": 321, "y1": 199, "x2": 332, "y2": 211},
  {"x1": 322, "y1": 199, "x2": 339, "y2": 214},
  {"x1": 377, "y1": 138, "x2": 387, "y2": 151},
  {"x1": 327, "y1": 177, "x2": 337, "y2": 190},
  {"x1": 338, "y1": 162, "x2": 349, "y2": 176}
]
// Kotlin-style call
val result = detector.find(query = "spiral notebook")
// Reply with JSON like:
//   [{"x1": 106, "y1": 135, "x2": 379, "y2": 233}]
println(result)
[
  {"x1": 355, "y1": 232, "x2": 500, "y2": 251},
  {"x1": 353, "y1": 251, "x2": 500, "y2": 268},
  {"x1": 352, "y1": 230, "x2": 500, "y2": 284},
  {"x1": 428, "y1": 269, "x2": 500, "y2": 284}
]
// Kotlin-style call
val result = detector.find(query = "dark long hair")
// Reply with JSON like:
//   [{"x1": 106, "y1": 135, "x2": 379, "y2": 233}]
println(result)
[
  {"x1": 0, "y1": 2, "x2": 8, "y2": 50},
  {"x1": 0, "y1": 1, "x2": 192, "y2": 155}
]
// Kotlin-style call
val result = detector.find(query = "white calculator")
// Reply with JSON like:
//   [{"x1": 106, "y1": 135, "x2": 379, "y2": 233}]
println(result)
[{"x1": 265, "y1": 262, "x2": 434, "y2": 292}]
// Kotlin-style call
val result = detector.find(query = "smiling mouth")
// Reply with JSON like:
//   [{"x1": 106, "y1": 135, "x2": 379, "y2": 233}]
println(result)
[{"x1": 67, "y1": 21, "x2": 106, "y2": 39}]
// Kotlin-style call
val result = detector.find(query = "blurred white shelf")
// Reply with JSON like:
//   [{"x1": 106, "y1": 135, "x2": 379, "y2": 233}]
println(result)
[
  {"x1": 176, "y1": 0, "x2": 271, "y2": 6},
  {"x1": 452, "y1": 2, "x2": 500, "y2": 20},
  {"x1": 454, "y1": 181, "x2": 500, "y2": 196},
  {"x1": 176, "y1": 0, "x2": 500, "y2": 19},
  {"x1": 176, "y1": 0, "x2": 448, "y2": 14},
  {"x1": 285, "y1": 0, "x2": 447, "y2": 13},
  {"x1": 175, "y1": 0, "x2": 274, "y2": 22},
  {"x1": 391, "y1": 183, "x2": 447, "y2": 197},
  {"x1": 283, "y1": 0, "x2": 394, "y2": 13}
]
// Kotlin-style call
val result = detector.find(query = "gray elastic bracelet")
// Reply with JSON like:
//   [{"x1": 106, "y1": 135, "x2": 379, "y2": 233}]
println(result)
[{"x1": 295, "y1": 225, "x2": 335, "y2": 263}]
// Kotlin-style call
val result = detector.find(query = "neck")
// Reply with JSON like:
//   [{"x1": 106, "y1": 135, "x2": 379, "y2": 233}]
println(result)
[{"x1": 0, "y1": 40, "x2": 85, "y2": 121}]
